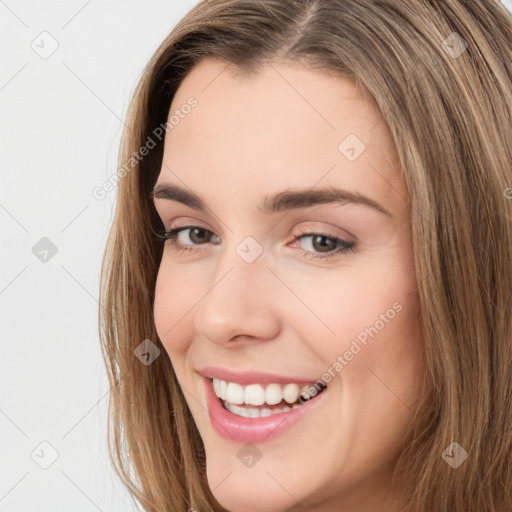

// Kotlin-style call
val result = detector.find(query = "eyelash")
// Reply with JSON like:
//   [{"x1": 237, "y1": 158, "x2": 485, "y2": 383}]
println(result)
[{"x1": 157, "y1": 225, "x2": 356, "y2": 260}]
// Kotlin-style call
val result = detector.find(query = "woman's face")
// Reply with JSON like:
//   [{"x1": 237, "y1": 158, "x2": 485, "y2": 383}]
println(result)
[{"x1": 153, "y1": 58, "x2": 424, "y2": 512}]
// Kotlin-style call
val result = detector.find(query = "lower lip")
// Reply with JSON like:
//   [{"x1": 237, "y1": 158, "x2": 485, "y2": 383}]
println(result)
[{"x1": 203, "y1": 376, "x2": 328, "y2": 444}]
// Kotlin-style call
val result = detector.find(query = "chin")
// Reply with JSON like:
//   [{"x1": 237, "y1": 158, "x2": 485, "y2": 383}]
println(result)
[{"x1": 206, "y1": 464, "x2": 296, "y2": 512}]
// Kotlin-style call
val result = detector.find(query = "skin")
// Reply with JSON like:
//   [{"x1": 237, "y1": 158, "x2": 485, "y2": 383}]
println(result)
[{"x1": 153, "y1": 58, "x2": 425, "y2": 512}]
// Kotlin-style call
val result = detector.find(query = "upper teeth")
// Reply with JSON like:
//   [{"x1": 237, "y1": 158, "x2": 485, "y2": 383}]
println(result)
[{"x1": 212, "y1": 378, "x2": 313, "y2": 406}]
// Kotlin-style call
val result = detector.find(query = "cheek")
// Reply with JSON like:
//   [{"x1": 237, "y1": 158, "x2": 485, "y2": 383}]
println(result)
[
  {"x1": 281, "y1": 249, "x2": 424, "y2": 430},
  {"x1": 281, "y1": 257, "x2": 418, "y2": 365},
  {"x1": 153, "y1": 261, "x2": 198, "y2": 356}
]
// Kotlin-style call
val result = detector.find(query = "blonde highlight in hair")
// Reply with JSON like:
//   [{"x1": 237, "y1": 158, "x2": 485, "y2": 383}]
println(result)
[{"x1": 99, "y1": 1, "x2": 512, "y2": 510}]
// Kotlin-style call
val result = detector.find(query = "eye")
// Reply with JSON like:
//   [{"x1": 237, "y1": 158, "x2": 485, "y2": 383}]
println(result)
[
  {"x1": 157, "y1": 225, "x2": 356, "y2": 260},
  {"x1": 158, "y1": 225, "x2": 220, "y2": 253},
  {"x1": 290, "y1": 228, "x2": 356, "y2": 260}
]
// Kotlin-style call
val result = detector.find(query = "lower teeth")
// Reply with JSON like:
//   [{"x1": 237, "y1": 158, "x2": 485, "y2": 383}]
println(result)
[
  {"x1": 221, "y1": 386, "x2": 325, "y2": 418},
  {"x1": 222, "y1": 400, "x2": 302, "y2": 417}
]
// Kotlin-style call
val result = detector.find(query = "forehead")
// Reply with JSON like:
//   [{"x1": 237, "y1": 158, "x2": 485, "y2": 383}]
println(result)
[{"x1": 159, "y1": 58, "x2": 406, "y2": 218}]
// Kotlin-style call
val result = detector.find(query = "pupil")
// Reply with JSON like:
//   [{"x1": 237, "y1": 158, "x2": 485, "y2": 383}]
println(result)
[
  {"x1": 313, "y1": 235, "x2": 336, "y2": 253},
  {"x1": 191, "y1": 228, "x2": 208, "y2": 243}
]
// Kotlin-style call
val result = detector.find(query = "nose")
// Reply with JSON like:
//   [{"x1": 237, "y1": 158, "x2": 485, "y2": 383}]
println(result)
[{"x1": 193, "y1": 254, "x2": 281, "y2": 347}]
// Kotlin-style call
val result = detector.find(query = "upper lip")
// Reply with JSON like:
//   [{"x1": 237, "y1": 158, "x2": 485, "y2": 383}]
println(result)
[{"x1": 198, "y1": 366, "x2": 323, "y2": 386}]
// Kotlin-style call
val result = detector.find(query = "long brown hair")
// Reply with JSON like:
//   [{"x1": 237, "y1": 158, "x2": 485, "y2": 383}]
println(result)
[{"x1": 98, "y1": 1, "x2": 512, "y2": 510}]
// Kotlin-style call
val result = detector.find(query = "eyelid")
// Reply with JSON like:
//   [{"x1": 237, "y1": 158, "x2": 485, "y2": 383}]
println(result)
[
  {"x1": 160, "y1": 217, "x2": 212, "y2": 233},
  {"x1": 159, "y1": 220, "x2": 353, "y2": 244},
  {"x1": 292, "y1": 222, "x2": 355, "y2": 243}
]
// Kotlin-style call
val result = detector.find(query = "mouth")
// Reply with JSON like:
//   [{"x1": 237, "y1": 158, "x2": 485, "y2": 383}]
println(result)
[{"x1": 200, "y1": 368, "x2": 328, "y2": 443}]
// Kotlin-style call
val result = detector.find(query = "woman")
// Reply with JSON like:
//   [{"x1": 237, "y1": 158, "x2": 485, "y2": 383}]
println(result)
[{"x1": 98, "y1": 1, "x2": 512, "y2": 511}]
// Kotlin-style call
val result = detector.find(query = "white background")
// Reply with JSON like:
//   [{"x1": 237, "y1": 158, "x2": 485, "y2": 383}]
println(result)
[
  {"x1": 1, "y1": 1, "x2": 511, "y2": 511},
  {"x1": 0, "y1": 2, "x2": 199, "y2": 511}
]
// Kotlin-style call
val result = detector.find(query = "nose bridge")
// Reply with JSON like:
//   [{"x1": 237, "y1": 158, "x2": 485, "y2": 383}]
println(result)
[
  {"x1": 213, "y1": 230, "x2": 270, "y2": 289},
  {"x1": 193, "y1": 236, "x2": 281, "y2": 345}
]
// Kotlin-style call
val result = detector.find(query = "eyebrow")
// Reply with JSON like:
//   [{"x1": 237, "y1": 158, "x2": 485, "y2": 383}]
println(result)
[{"x1": 151, "y1": 182, "x2": 393, "y2": 218}]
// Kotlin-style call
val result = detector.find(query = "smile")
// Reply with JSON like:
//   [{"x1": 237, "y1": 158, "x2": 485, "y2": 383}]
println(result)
[{"x1": 200, "y1": 368, "x2": 328, "y2": 443}]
